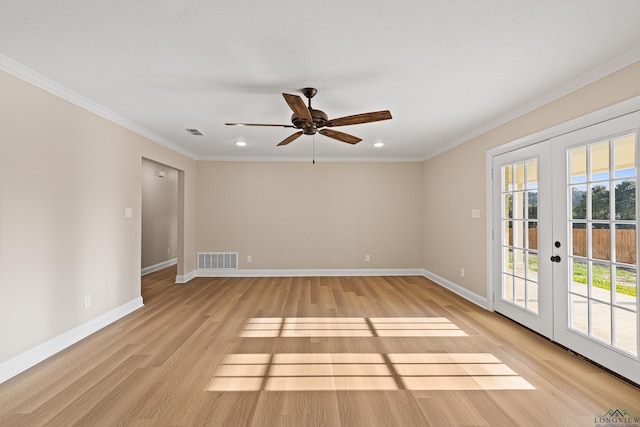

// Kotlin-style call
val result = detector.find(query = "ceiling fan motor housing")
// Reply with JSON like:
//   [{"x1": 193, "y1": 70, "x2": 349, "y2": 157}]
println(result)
[
  {"x1": 225, "y1": 87, "x2": 391, "y2": 145},
  {"x1": 291, "y1": 108, "x2": 329, "y2": 135}
]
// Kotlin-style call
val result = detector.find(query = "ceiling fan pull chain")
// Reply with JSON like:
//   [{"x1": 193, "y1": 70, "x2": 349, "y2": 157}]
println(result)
[{"x1": 312, "y1": 135, "x2": 316, "y2": 164}]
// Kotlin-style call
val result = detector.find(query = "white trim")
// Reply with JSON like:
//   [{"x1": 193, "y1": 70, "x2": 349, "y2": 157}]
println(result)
[
  {"x1": 485, "y1": 153, "x2": 495, "y2": 311},
  {"x1": 486, "y1": 95, "x2": 640, "y2": 158},
  {"x1": 195, "y1": 267, "x2": 488, "y2": 309},
  {"x1": 195, "y1": 155, "x2": 423, "y2": 163},
  {"x1": 141, "y1": 258, "x2": 177, "y2": 276},
  {"x1": 2, "y1": 50, "x2": 638, "y2": 164},
  {"x1": 485, "y1": 95, "x2": 640, "y2": 312},
  {"x1": 184, "y1": 268, "x2": 490, "y2": 313},
  {"x1": 422, "y1": 269, "x2": 489, "y2": 310},
  {"x1": 0, "y1": 54, "x2": 196, "y2": 160},
  {"x1": 423, "y1": 49, "x2": 640, "y2": 160},
  {"x1": 196, "y1": 268, "x2": 424, "y2": 277},
  {"x1": 175, "y1": 270, "x2": 197, "y2": 284},
  {"x1": 0, "y1": 297, "x2": 143, "y2": 384}
]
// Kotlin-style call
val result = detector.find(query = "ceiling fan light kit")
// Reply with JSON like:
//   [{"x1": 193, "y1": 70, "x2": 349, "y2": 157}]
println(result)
[{"x1": 225, "y1": 87, "x2": 392, "y2": 147}]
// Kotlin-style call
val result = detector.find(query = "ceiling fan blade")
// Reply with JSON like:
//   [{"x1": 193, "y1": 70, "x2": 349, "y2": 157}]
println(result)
[
  {"x1": 319, "y1": 129, "x2": 362, "y2": 145},
  {"x1": 225, "y1": 122, "x2": 295, "y2": 128},
  {"x1": 327, "y1": 110, "x2": 392, "y2": 127},
  {"x1": 277, "y1": 131, "x2": 304, "y2": 146},
  {"x1": 282, "y1": 93, "x2": 313, "y2": 122}
]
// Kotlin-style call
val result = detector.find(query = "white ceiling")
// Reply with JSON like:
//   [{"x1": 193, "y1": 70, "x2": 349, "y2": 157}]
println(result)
[{"x1": 1, "y1": 1, "x2": 640, "y2": 162}]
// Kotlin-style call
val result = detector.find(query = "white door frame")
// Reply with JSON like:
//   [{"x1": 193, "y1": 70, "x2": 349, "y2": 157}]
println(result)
[
  {"x1": 486, "y1": 96, "x2": 640, "y2": 311},
  {"x1": 550, "y1": 112, "x2": 640, "y2": 384},
  {"x1": 486, "y1": 97, "x2": 640, "y2": 385}
]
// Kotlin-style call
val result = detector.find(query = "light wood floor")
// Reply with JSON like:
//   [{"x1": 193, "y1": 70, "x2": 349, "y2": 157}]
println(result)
[{"x1": 1, "y1": 267, "x2": 639, "y2": 426}]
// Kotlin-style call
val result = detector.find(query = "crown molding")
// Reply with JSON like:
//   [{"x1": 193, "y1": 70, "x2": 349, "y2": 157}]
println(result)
[
  {"x1": 195, "y1": 155, "x2": 423, "y2": 163},
  {"x1": 420, "y1": 47, "x2": 640, "y2": 161},
  {"x1": 0, "y1": 53, "x2": 197, "y2": 160},
  {"x1": 0, "y1": 53, "x2": 419, "y2": 163},
  {"x1": 4, "y1": 45, "x2": 638, "y2": 164}
]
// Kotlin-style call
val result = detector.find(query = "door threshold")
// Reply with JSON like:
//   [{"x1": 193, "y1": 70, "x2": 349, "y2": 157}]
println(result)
[{"x1": 494, "y1": 312, "x2": 640, "y2": 390}]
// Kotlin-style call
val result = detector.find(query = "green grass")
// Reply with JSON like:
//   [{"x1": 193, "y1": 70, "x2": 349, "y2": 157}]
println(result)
[
  {"x1": 508, "y1": 254, "x2": 636, "y2": 297},
  {"x1": 572, "y1": 262, "x2": 637, "y2": 297}
]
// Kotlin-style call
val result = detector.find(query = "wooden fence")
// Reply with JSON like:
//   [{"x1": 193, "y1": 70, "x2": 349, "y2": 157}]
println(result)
[
  {"x1": 508, "y1": 228, "x2": 636, "y2": 264},
  {"x1": 572, "y1": 229, "x2": 636, "y2": 264}
]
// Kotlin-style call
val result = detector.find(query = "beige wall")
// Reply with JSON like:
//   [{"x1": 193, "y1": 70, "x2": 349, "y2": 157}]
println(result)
[
  {"x1": 423, "y1": 60, "x2": 640, "y2": 297},
  {"x1": 141, "y1": 158, "x2": 178, "y2": 269},
  {"x1": 0, "y1": 69, "x2": 197, "y2": 364},
  {"x1": 196, "y1": 161, "x2": 423, "y2": 270},
  {"x1": 3, "y1": 56, "x2": 639, "y2": 367}
]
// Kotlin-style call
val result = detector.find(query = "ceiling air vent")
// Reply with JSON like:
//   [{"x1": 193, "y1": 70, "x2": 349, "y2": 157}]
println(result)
[{"x1": 185, "y1": 128, "x2": 204, "y2": 136}]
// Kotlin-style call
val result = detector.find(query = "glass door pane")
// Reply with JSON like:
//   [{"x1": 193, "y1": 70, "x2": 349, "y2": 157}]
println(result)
[
  {"x1": 501, "y1": 160, "x2": 539, "y2": 314},
  {"x1": 566, "y1": 134, "x2": 638, "y2": 356},
  {"x1": 493, "y1": 143, "x2": 553, "y2": 339},
  {"x1": 552, "y1": 110, "x2": 640, "y2": 385}
]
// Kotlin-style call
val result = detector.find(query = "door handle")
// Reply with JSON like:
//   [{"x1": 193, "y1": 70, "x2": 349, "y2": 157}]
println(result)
[{"x1": 550, "y1": 255, "x2": 561, "y2": 263}]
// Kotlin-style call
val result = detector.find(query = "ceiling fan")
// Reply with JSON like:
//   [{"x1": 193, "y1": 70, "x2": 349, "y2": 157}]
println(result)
[{"x1": 225, "y1": 87, "x2": 392, "y2": 146}]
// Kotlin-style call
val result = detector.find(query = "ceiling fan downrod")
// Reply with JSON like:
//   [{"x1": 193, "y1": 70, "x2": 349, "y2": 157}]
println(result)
[
  {"x1": 225, "y1": 86, "x2": 391, "y2": 147},
  {"x1": 301, "y1": 87, "x2": 317, "y2": 109}
]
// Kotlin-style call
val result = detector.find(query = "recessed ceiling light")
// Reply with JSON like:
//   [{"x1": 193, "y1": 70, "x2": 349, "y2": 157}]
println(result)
[
  {"x1": 373, "y1": 142, "x2": 384, "y2": 148},
  {"x1": 235, "y1": 141, "x2": 247, "y2": 147}
]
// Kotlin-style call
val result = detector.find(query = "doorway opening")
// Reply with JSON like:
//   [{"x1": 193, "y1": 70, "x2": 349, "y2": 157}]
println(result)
[{"x1": 141, "y1": 158, "x2": 182, "y2": 284}]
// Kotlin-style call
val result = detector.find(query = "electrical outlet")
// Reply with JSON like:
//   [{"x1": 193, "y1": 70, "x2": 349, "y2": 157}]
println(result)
[
  {"x1": 84, "y1": 294, "x2": 91, "y2": 308},
  {"x1": 460, "y1": 268, "x2": 465, "y2": 278},
  {"x1": 247, "y1": 255, "x2": 252, "y2": 263},
  {"x1": 365, "y1": 254, "x2": 371, "y2": 262},
  {"x1": 167, "y1": 247, "x2": 171, "y2": 254}
]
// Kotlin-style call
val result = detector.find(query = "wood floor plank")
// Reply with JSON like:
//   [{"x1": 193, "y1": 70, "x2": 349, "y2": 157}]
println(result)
[
  {"x1": 251, "y1": 391, "x2": 341, "y2": 427},
  {"x1": 416, "y1": 393, "x2": 490, "y2": 426},
  {"x1": 0, "y1": 266, "x2": 638, "y2": 426},
  {"x1": 197, "y1": 392, "x2": 262, "y2": 427},
  {"x1": 35, "y1": 355, "x2": 149, "y2": 426},
  {"x1": 336, "y1": 391, "x2": 428, "y2": 427}
]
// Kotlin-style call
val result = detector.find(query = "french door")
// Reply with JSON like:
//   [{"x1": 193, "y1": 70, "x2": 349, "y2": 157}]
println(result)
[
  {"x1": 492, "y1": 144, "x2": 554, "y2": 338},
  {"x1": 492, "y1": 111, "x2": 640, "y2": 384},
  {"x1": 551, "y1": 112, "x2": 640, "y2": 384}
]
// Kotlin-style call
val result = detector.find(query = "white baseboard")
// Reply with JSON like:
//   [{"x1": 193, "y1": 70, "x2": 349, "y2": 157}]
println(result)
[
  {"x1": 175, "y1": 270, "x2": 197, "y2": 284},
  {"x1": 0, "y1": 297, "x2": 144, "y2": 384},
  {"x1": 422, "y1": 269, "x2": 489, "y2": 309},
  {"x1": 0, "y1": 270, "x2": 486, "y2": 384},
  {"x1": 176, "y1": 268, "x2": 489, "y2": 312},
  {"x1": 141, "y1": 258, "x2": 177, "y2": 276},
  {"x1": 196, "y1": 268, "x2": 425, "y2": 278}
]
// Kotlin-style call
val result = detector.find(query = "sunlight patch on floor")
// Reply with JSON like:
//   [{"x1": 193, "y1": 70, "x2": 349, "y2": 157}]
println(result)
[
  {"x1": 240, "y1": 317, "x2": 467, "y2": 338},
  {"x1": 207, "y1": 352, "x2": 534, "y2": 392}
]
